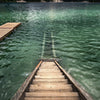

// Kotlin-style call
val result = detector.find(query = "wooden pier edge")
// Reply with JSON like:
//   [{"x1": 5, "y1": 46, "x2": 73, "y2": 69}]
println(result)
[
  {"x1": 11, "y1": 61, "x2": 42, "y2": 100},
  {"x1": 54, "y1": 60, "x2": 93, "y2": 100},
  {"x1": 0, "y1": 22, "x2": 21, "y2": 41}
]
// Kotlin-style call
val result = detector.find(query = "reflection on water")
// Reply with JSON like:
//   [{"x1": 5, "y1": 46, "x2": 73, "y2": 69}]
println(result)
[{"x1": 0, "y1": 3, "x2": 100, "y2": 100}]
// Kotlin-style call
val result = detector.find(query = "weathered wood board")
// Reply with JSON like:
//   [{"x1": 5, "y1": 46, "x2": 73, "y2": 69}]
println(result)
[{"x1": 0, "y1": 22, "x2": 21, "y2": 41}]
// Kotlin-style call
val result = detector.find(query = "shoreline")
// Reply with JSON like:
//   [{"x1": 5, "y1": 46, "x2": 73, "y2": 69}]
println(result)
[{"x1": 0, "y1": 1, "x2": 100, "y2": 3}]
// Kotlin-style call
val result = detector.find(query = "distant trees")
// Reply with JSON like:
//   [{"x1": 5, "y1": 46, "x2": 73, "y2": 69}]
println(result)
[
  {"x1": 63, "y1": 0, "x2": 100, "y2": 1},
  {"x1": 26, "y1": 0, "x2": 100, "y2": 1},
  {"x1": 0, "y1": 0, "x2": 100, "y2": 2},
  {"x1": 89, "y1": 0, "x2": 100, "y2": 2},
  {"x1": 0, "y1": 0, "x2": 16, "y2": 2},
  {"x1": 25, "y1": 0, "x2": 41, "y2": 1}
]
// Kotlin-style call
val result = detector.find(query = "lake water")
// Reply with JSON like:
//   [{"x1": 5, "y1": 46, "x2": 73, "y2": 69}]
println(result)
[{"x1": 0, "y1": 2, "x2": 100, "y2": 100}]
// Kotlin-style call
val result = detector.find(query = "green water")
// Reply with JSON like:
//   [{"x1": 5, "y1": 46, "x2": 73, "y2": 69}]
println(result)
[{"x1": 0, "y1": 3, "x2": 100, "y2": 100}]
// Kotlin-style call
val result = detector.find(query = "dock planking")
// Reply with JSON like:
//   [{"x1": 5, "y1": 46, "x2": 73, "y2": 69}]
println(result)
[
  {"x1": 0, "y1": 22, "x2": 21, "y2": 41},
  {"x1": 11, "y1": 60, "x2": 93, "y2": 100}
]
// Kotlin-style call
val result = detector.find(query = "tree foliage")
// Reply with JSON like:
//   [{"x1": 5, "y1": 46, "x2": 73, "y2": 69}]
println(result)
[
  {"x1": 0, "y1": 0, "x2": 16, "y2": 2},
  {"x1": 0, "y1": 0, "x2": 99, "y2": 2}
]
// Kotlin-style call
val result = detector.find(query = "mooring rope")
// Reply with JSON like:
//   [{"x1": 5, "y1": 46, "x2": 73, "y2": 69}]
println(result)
[
  {"x1": 41, "y1": 32, "x2": 46, "y2": 58},
  {"x1": 51, "y1": 32, "x2": 56, "y2": 58}
]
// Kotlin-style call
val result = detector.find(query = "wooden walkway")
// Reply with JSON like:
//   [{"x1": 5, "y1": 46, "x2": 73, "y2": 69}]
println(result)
[
  {"x1": 11, "y1": 60, "x2": 93, "y2": 100},
  {"x1": 0, "y1": 22, "x2": 21, "y2": 41}
]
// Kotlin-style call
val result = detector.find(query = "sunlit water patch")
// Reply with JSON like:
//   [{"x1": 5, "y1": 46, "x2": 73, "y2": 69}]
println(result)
[{"x1": 0, "y1": 3, "x2": 100, "y2": 100}]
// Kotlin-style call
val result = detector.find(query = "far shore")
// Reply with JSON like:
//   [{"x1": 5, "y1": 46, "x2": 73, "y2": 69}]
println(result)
[{"x1": 0, "y1": 1, "x2": 100, "y2": 3}]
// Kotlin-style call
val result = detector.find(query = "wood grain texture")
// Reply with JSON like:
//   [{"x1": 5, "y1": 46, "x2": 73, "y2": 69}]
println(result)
[
  {"x1": 11, "y1": 60, "x2": 93, "y2": 100},
  {"x1": 0, "y1": 22, "x2": 21, "y2": 41}
]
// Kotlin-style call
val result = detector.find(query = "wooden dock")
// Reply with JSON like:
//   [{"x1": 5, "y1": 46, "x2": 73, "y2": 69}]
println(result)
[
  {"x1": 0, "y1": 22, "x2": 21, "y2": 41},
  {"x1": 11, "y1": 60, "x2": 93, "y2": 100}
]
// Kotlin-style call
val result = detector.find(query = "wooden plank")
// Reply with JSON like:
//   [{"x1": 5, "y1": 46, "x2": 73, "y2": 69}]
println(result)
[
  {"x1": 39, "y1": 68, "x2": 59, "y2": 70},
  {"x1": 37, "y1": 71, "x2": 62, "y2": 73},
  {"x1": 33, "y1": 78, "x2": 67, "y2": 81},
  {"x1": 11, "y1": 61, "x2": 42, "y2": 100},
  {"x1": 25, "y1": 92, "x2": 79, "y2": 97},
  {"x1": 32, "y1": 79, "x2": 68, "y2": 84},
  {"x1": 29, "y1": 89, "x2": 72, "y2": 92},
  {"x1": 55, "y1": 61, "x2": 93, "y2": 100},
  {"x1": 38, "y1": 69, "x2": 59, "y2": 71},
  {"x1": 35, "y1": 75, "x2": 64, "y2": 79},
  {"x1": 0, "y1": 22, "x2": 21, "y2": 41},
  {"x1": 37, "y1": 72, "x2": 62, "y2": 74},
  {"x1": 29, "y1": 84, "x2": 72, "y2": 90},
  {"x1": 40, "y1": 65, "x2": 57, "y2": 67},
  {"x1": 40, "y1": 62, "x2": 56, "y2": 67},
  {"x1": 39, "y1": 67, "x2": 59, "y2": 69},
  {"x1": 35, "y1": 75, "x2": 64, "y2": 77},
  {"x1": 0, "y1": 22, "x2": 21, "y2": 29},
  {"x1": 28, "y1": 89, "x2": 72, "y2": 92},
  {"x1": 0, "y1": 28, "x2": 14, "y2": 40},
  {"x1": 41, "y1": 61, "x2": 55, "y2": 64},
  {"x1": 33, "y1": 82, "x2": 68, "y2": 85},
  {"x1": 32, "y1": 82, "x2": 67, "y2": 85},
  {"x1": 30, "y1": 84, "x2": 71, "y2": 87},
  {"x1": 36, "y1": 73, "x2": 62, "y2": 75},
  {"x1": 38, "y1": 71, "x2": 61, "y2": 73},
  {"x1": 38, "y1": 70, "x2": 61, "y2": 72},
  {"x1": 0, "y1": 28, "x2": 13, "y2": 36},
  {"x1": 29, "y1": 88, "x2": 72, "y2": 92},
  {"x1": 24, "y1": 97, "x2": 79, "y2": 100}
]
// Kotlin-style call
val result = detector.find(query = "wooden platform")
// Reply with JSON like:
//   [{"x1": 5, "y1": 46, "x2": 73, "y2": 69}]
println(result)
[
  {"x1": 11, "y1": 60, "x2": 93, "y2": 100},
  {"x1": 0, "y1": 22, "x2": 21, "y2": 41}
]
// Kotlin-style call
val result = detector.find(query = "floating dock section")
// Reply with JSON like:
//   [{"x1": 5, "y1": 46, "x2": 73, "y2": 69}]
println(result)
[
  {"x1": 11, "y1": 60, "x2": 93, "y2": 100},
  {"x1": 0, "y1": 22, "x2": 21, "y2": 41}
]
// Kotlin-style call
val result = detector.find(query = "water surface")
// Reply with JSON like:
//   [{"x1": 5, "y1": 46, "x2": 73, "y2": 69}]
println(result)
[{"x1": 0, "y1": 3, "x2": 100, "y2": 100}]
